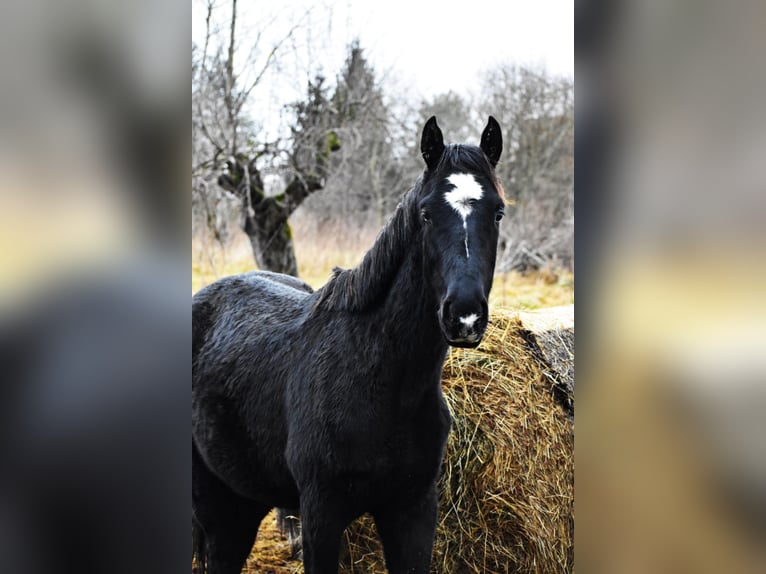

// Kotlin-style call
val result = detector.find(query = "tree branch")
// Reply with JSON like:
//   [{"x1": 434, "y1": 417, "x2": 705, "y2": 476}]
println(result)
[{"x1": 281, "y1": 173, "x2": 324, "y2": 215}]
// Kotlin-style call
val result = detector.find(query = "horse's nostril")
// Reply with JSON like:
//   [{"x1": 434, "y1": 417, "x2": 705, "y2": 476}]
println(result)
[{"x1": 441, "y1": 298, "x2": 453, "y2": 320}]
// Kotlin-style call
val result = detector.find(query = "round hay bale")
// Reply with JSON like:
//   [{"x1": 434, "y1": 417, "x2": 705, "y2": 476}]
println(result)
[{"x1": 339, "y1": 309, "x2": 574, "y2": 573}]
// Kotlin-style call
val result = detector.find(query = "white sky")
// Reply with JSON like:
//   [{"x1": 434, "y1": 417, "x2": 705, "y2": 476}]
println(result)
[
  {"x1": 322, "y1": 0, "x2": 574, "y2": 95},
  {"x1": 193, "y1": 0, "x2": 573, "y2": 134}
]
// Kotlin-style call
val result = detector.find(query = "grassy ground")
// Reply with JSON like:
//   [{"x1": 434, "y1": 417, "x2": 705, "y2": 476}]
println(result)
[{"x1": 192, "y1": 230, "x2": 573, "y2": 311}]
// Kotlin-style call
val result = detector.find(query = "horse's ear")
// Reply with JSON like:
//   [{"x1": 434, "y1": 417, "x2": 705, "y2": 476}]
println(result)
[
  {"x1": 421, "y1": 116, "x2": 444, "y2": 171},
  {"x1": 480, "y1": 116, "x2": 502, "y2": 167}
]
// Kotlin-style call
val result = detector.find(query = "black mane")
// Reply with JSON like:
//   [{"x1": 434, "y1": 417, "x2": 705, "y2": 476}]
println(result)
[
  {"x1": 313, "y1": 180, "x2": 422, "y2": 312},
  {"x1": 314, "y1": 144, "x2": 498, "y2": 313}
]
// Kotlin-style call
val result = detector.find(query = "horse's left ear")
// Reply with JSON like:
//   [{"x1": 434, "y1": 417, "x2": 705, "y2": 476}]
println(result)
[{"x1": 480, "y1": 116, "x2": 502, "y2": 167}]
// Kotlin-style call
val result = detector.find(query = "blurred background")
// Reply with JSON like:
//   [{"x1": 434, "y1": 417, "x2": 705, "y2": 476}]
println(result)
[
  {"x1": 0, "y1": 0, "x2": 188, "y2": 573},
  {"x1": 577, "y1": 0, "x2": 766, "y2": 572}
]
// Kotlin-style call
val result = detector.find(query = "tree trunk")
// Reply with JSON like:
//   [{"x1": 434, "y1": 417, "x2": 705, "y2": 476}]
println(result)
[
  {"x1": 219, "y1": 156, "x2": 323, "y2": 278},
  {"x1": 241, "y1": 200, "x2": 299, "y2": 276}
]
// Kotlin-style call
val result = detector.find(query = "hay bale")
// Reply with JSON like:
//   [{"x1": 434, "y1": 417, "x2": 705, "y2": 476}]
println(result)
[
  {"x1": 339, "y1": 309, "x2": 574, "y2": 573},
  {"x1": 518, "y1": 305, "x2": 574, "y2": 418}
]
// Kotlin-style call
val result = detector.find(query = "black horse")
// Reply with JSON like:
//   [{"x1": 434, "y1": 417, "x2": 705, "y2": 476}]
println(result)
[{"x1": 192, "y1": 116, "x2": 504, "y2": 574}]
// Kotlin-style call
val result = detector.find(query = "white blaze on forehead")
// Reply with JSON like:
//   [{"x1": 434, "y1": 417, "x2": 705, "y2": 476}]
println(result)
[
  {"x1": 444, "y1": 173, "x2": 484, "y2": 219},
  {"x1": 444, "y1": 173, "x2": 484, "y2": 258}
]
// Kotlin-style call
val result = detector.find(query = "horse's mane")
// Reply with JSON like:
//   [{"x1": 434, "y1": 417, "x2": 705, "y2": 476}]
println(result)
[
  {"x1": 313, "y1": 180, "x2": 422, "y2": 312},
  {"x1": 313, "y1": 144, "x2": 500, "y2": 313}
]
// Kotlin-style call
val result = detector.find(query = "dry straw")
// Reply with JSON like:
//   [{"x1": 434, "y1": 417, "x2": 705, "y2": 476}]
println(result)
[{"x1": 339, "y1": 309, "x2": 574, "y2": 573}]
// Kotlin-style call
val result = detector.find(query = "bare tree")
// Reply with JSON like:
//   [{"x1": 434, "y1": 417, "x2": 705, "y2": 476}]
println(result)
[
  {"x1": 298, "y1": 41, "x2": 408, "y2": 232},
  {"x1": 215, "y1": 73, "x2": 337, "y2": 275},
  {"x1": 479, "y1": 65, "x2": 574, "y2": 271},
  {"x1": 192, "y1": 0, "x2": 332, "y2": 276},
  {"x1": 216, "y1": 153, "x2": 326, "y2": 275},
  {"x1": 417, "y1": 92, "x2": 476, "y2": 145}
]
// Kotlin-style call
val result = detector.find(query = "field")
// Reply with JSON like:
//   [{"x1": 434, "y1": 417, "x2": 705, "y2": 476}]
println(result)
[{"x1": 191, "y1": 227, "x2": 573, "y2": 310}]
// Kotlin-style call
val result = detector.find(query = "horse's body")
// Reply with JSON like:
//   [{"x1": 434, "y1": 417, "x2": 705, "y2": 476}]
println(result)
[{"x1": 193, "y1": 117, "x2": 504, "y2": 574}]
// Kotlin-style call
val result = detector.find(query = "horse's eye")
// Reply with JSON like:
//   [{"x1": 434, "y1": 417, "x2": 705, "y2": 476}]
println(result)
[
  {"x1": 421, "y1": 209, "x2": 431, "y2": 223},
  {"x1": 495, "y1": 211, "x2": 504, "y2": 223},
  {"x1": 469, "y1": 199, "x2": 478, "y2": 207}
]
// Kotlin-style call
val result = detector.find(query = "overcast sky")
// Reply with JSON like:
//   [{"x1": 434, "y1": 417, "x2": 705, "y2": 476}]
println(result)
[
  {"x1": 319, "y1": 0, "x2": 573, "y2": 95},
  {"x1": 193, "y1": 0, "x2": 573, "y2": 133}
]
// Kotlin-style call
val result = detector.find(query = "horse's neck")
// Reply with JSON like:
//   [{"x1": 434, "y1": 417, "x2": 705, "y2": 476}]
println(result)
[
  {"x1": 315, "y1": 191, "x2": 418, "y2": 312},
  {"x1": 368, "y1": 253, "x2": 447, "y2": 413},
  {"x1": 377, "y1": 244, "x2": 447, "y2": 367},
  {"x1": 314, "y1": 186, "x2": 449, "y2": 367},
  {"x1": 356, "y1": 192, "x2": 446, "y2": 361}
]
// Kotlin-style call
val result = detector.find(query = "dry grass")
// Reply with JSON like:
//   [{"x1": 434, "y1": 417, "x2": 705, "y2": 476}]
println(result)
[
  {"x1": 243, "y1": 510, "x2": 302, "y2": 574},
  {"x1": 191, "y1": 227, "x2": 573, "y2": 311}
]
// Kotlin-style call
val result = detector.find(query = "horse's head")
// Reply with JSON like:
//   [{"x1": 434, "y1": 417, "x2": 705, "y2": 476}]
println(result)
[{"x1": 418, "y1": 116, "x2": 504, "y2": 348}]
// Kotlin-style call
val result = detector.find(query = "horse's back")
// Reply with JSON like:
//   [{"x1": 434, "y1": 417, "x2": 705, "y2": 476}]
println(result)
[
  {"x1": 193, "y1": 270, "x2": 313, "y2": 305},
  {"x1": 193, "y1": 271, "x2": 311, "y2": 359},
  {"x1": 248, "y1": 270, "x2": 314, "y2": 294},
  {"x1": 193, "y1": 271, "x2": 311, "y2": 503}
]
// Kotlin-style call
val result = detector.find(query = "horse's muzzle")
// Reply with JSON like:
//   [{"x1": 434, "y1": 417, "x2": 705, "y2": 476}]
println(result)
[{"x1": 439, "y1": 291, "x2": 488, "y2": 348}]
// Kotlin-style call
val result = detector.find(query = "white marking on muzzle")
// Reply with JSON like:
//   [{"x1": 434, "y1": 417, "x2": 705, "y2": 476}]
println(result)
[
  {"x1": 444, "y1": 173, "x2": 484, "y2": 258},
  {"x1": 459, "y1": 313, "x2": 479, "y2": 330}
]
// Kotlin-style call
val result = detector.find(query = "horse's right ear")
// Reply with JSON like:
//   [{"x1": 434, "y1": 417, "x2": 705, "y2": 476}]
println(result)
[
  {"x1": 480, "y1": 116, "x2": 502, "y2": 167},
  {"x1": 421, "y1": 116, "x2": 444, "y2": 172}
]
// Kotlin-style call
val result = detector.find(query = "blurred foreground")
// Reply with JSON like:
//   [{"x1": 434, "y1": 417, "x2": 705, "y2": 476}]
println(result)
[
  {"x1": 577, "y1": 0, "x2": 766, "y2": 571},
  {"x1": 0, "y1": 0, "x2": 188, "y2": 573}
]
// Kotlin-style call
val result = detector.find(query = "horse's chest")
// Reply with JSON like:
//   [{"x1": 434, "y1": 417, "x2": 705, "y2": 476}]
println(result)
[
  {"x1": 287, "y1": 369, "x2": 451, "y2": 506},
  {"x1": 345, "y1": 403, "x2": 451, "y2": 501},
  {"x1": 343, "y1": 390, "x2": 450, "y2": 459},
  {"x1": 338, "y1": 434, "x2": 445, "y2": 509}
]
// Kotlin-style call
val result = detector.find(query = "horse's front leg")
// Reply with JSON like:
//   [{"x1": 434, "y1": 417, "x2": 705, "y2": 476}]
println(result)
[
  {"x1": 299, "y1": 486, "x2": 352, "y2": 574},
  {"x1": 373, "y1": 483, "x2": 439, "y2": 574}
]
